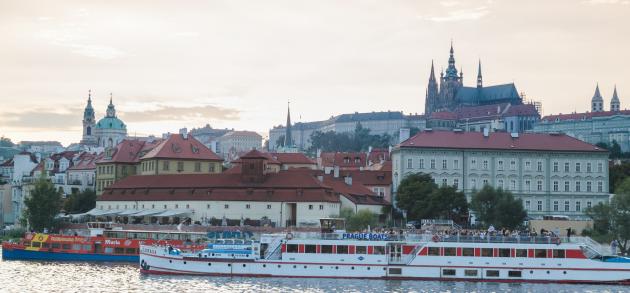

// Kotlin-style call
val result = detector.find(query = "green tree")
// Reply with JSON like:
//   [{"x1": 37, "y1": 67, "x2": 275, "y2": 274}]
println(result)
[
  {"x1": 339, "y1": 208, "x2": 378, "y2": 232},
  {"x1": 395, "y1": 173, "x2": 437, "y2": 220},
  {"x1": 63, "y1": 189, "x2": 97, "y2": 213},
  {"x1": 0, "y1": 136, "x2": 14, "y2": 147},
  {"x1": 585, "y1": 178, "x2": 630, "y2": 254},
  {"x1": 429, "y1": 186, "x2": 469, "y2": 224},
  {"x1": 469, "y1": 185, "x2": 527, "y2": 229},
  {"x1": 609, "y1": 162, "x2": 630, "y2": 193},
  {"x1": 23, "y1": 177, "x2": 62, "y2": 231}
]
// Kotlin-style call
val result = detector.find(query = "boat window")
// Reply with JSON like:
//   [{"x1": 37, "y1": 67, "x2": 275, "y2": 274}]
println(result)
[
  {"x1": 462, "y1": 248, "x2": 474, "y2": 256},
  {"x1": 320, "y1": 245, "x2": 333, "y2": 254},
  {"x1": 464, "y1": 269, "x2": 478, "y2": 277},
  {"x1": 305, "y1": 245, "x2": 317, "y2": 253},
  {"x1": 336, "y1": 245, "x2": 348, "y2": 254},
  {"x1": 62, "y1": 244, "x2": 71, "y2": 250},
  {"x1": 515, "y1": 249, "x2": 527, "y2": 257},
  {"x1": 388, "y1": 268, "x2": 402, "y2": 275},
  {"x1": 126, "y1": 248, "x2": 136, "y2": 254},
  {"x1": 31, "y1": 242, "x2": 41, "y2": 248},
  {"x1": 72, "y1": 244, "x2": 82, "y2": 251},
  {"x1": 486, "y1": 270, "x2": 500, "y2": 277},
  {"x1": 355, "y1": 246, "x2": 367, "y2": 254},
  {"x1": 508, "y1": 270, "x2": 522, "y2": 277},
  {"x1": 286, "y1": 244, "x2": 299, "y2": 253},
  {"x1": 373, "y1": 246, "x2": 385, "y2": 255},
  {"x1": 51, "y1": 243, "x2": 60, "y2": 249},
  {"x1": 481, "y1": 248, "x2": 493, "y2": 257},
  {"x1": 114, "y1": 247, "x2": 125, "y2": 254},
  {"x1": 499, "y1": 248, "x2": 510, "y2": 257},
  {"x1": 42, "y1": 243, "x2": 50, "y2": 249},
  {"x1": 442, "y1": 269, "x2": 456, "y2": 276},
  {"x1": 553, "y1": 249, "x2": 565, "y2": 258},
  {"x1": 443, "y1": 247, "x2": 456, "y2": 256},
  {"x1": 83, "y1": 245, "x2": 92, "y2": 251},
  {"x1": 428, "y1": 247, "x2": 440, "y2": 256},
  {"x1": 104, "y1": 247, "x2": 114, "y2": 254},
  {"x1": 535, "y1": 249, "x2": 547, "y2": 258}
]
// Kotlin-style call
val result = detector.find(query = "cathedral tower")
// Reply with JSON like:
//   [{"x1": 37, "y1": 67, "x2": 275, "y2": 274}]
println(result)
[
  {"x1": 425, "y1": 60, "x2": 439, "y2": 114},
  {"x1": 80, "y1": 90, "x2": 97, "y2": 145},
  {"x1": 611, "y1": 85, "x2": 620, "y2": 112},
  {"x1": 591, "y1": 84, "x2": 604, "y2": 112}
]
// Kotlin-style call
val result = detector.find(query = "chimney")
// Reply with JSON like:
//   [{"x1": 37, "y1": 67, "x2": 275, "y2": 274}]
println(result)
[
  {"x1": 180, "y1": 128, "x2": 188, "y2": 139},
  {"x1": 399, "y1": 128, "x2": 410, "y2": 143},
  {"x1": 333, "y1": 166, "x2": 340, "y2": 178},
  {"x1": 483, "y1": 128, "x2": 489, "y2": 138},
  {"x1": 344, "y1": 175, "x2": 352, "y2": 186}
]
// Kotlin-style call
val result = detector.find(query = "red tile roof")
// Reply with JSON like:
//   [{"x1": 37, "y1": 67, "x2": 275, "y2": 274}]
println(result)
[
  {"x1": 320, "y1": 152, "x2": 367, "y2": 168},
  {"x1": 68, "y1": 153, "x2": 103, "y2": 171},
  {"x1": 367, "y1": 148, "x2": 390, "y2": 164},
  {"x1": 100, "y1": 171, "x2": 339, "y2": 203},
  {"x1": 503, "y1": 104, "x2": 539, "y2": 116},
  {"x1": 322, "y1": 175, "x2": 388, "y2": 206},
  {"x1": 341, "y1": 170, "x2": 391, "y2": 186},
  {"x1": 269, "y1": 153, "x2": 315, "y2": 165},
  {"x1": 542, "y1": 110, "x2": 630, "y2": 122},
  {"x1": 97, "y1": 139, "x2": 161, "y2": 164},
  {"x1": 398, "y1": 130, "x2": 607, "y2": 153},
  {"x1": 379, "y1": 161, "x2": 392, "y2": 172},
  {"x1": 142, "y1": 134, "x2": 222, "y2": 161},
  {"x1": 0, "y1": 159, "x2": 13, "y2": 167},
  {"x1": 430, "y1": 111, "x2": 458, "y2": 120}
]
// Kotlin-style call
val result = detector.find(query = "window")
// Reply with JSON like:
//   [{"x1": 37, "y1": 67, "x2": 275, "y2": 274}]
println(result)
[
  {"x1": 483, "y1": 160, "x2": 488, "y2": 170},
  {"x1": 471, "y1": 159, "x2": 477, "y2": 169},
  {"x1": 224, "y1": 204, "x2": 229, "y2": 209},
  {"x1": 319, "y1": 205, "x2": 324, "y2": 210},
  {"x1": 576, "y1": 181, "x2": 581, "y2": 192},
  {"x1": 428, "y1": 247, "x2": 440, "y2": 256},
  {"x1": 576, "y1": 201, "x2": 581, "y2": 212},
  {"x1": 177, "y1": 161, "x2": 184, "y2": 171},
  {"x1": 355, "y1": 246, "x2": 367, "y2": 254},
  {"x1": 553, "y1": 201, "x2": 559, "y2": 211},
  {"x1": 286, "y1": 244, "x2": 299, "y2": 253},
  {"x1": 576, "y1": 163, "x2": 581, "y2": 172},
  {"x1": 499, "y1": 249, "x2": 510, "y2": 257},
  {"x1": 564, "y1": 181, "x2": 570, "y2": 192},
  {"x1": 308, "y1": 204, "x2": 313, "y2": 210},
  {"x1": 407, "y1": 158, "x2": 413, "y2": 169},
  {"x1": 535, "y1": 249, "x2": 547, "y2": 258},
  {"x1": 194, "y1": 162, "x2": 201, "y2": 172},
  {"x1": 497, "y1": 179, "x2": 504, "y2": 189},
  {"x1": 486, "y1": 270, "x2": 500, "y2": 277},
  {"x1": 598, "y1": 182, "x2": 603, "y2": 192},
  {"x1": 553, "y1": 249, "x2": 565, "y2": 258},
  {"x1": 553, "y1": 181, "x2": 559, "y2": 191},
  {"x1": 442, "y1": 178, "x2": 448, "y2": 186},
  {"x1": 587, "y1": 181, "x2": 592, "y2": 192},
  {"x1": 163, "y1": 161, "x2": 169, "y2": 171},
  {"x1": 454, "y1": 160, "x2": 459, "y2": 169},
  {"x1": 515, "y1": 249, "x2": 527, "y2": 257},
  {"x1": 471, "y1": 179, "x2": 477, "y2": 189},
  {"x1": 587, "y1": 201, "x2": 592, "y2": 209},
  {"x1": 209, "y1": 164, "x2": 215, "y2": 173},
  {"x1": 442, "y1": 159, "x2": 447, "y2": 169},
  {"x1": 462, "y1": 248, "x2": 474, "y2": 256},
  {"x1": 430, "y1": 159, "x2": 435, "y2": 169},
  {"x1": 587, "y1": 163, "x2": 592, "y2": 173},
  {"x1": 508, "y1": 271, "x2": 522, "y2": 278},
  {"x1": 525, "y1": 200, "x2": 531, "y2": 210},
  {"x1": 564, "y1": 200, "x2": 570, "y2": 212},
  {"x1": 320, "y1": 245, "x2": 333, "y2": 254},
  {"x1": 373, "y1": 246, "x2": 385, "y2": 255},
  {"x1": 525, "y1": 180, "x2": 531, "y2": 191},
  {"x1": 537, "y1": 161, "x2": 543, "y2": 172},
  {"x1": 443, "y1": 247, "x2": 456, "y2": 256},
  {"x1": 442, "y1": 269, "x2": 456, "y2": 276},
  {"x1": 267, "y1": 204, "x2": 272, "y2": 209},
  {"x1": 453, "y1": 179, "x2": 459, "y2": 189},
  {"x1": 537, "y1": 201, "x2": 543, "y2": 211},
  {"x1": 498, "y1": 160, "x2": 504, "y2": 170},
  {"x1": 336, "y1": 245, "x2": 348, "y2": 254},
  {"x1": 481, "y1": 248, "x2": 493, "y2": 257},
  {"x1": 510, "y1": 180, "x2": 516, "y2": 190},
  {"x1": 419, "y1": 159, "x2": 424, "y2": 169},
  {"x1": 525, "y1": 161, "x2": 531, "y2": 170},
  {"x1": 207, "y1": 204, "x2": 210, "y2": 209},
  {"x1": 510, "y1": 160, "x2": 516, "y2": 170},
  {"x1": 482, "y1": 179, "x2": 489, "y2": 186},
  {"x1": 565, "y1": 162, "x2": 570, "y2": 172},
  {"x1": 246, "y1": 204, "x2": 251, "y2": 209},
  {"x1": 598, "y1": 162, "x2": 603, "y2": 173},
  {"x1": 537, "y1": 180, "x2": 543, "y2": 191},
  {"x1": 553, "y1": 162, "x2": 559, "y2": 172},
  {"x1": 305, "y1": 245, "x2": 316, "y2": 253},
  {"x1": 465, "y1": 270, "x2": 478, "y2": 277}
]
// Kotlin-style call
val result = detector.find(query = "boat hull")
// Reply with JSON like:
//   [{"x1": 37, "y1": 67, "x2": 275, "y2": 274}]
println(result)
[{"x1": 2, "y1": 247, "x2": 138, "y2": 262}]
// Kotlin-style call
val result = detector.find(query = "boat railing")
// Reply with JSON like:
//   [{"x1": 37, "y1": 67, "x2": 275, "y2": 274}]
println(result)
[
  {"x1": 567, "y1": 236, "x2": 611, "y2": 255},
  {"x1": 264, "y1": 237, "x2": 284, "y2": 260}
]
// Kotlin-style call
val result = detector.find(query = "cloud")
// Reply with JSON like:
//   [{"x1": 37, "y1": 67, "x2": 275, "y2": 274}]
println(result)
[
  {"x1": 440, "y1": 1, "x2": 462, "y2": 7},
  {"x1": 0, "y1": 107, "x2": 81, "y2": 131},
  {"x1": 119, "y1": 104, "x2": 240, "y2": 123},
  {"x1": 420, "y1": 6, "x2": 489, "y2": 22}
]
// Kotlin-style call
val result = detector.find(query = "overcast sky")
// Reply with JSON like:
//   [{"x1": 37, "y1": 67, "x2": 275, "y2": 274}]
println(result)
[{"x1": 1, "y1": 0, "x2": 629, "y2": 145}]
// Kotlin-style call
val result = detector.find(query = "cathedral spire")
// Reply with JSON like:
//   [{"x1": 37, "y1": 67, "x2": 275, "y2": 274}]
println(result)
[
  {"x1": 284, "y1": 101, "x2": 293, "y2": 148},
  {"x1": 477, "y1": 60, "x2": 483, "y2": 88},
  {"x1": 445, "y1": 41, "x2": 458, "y2": 78},
  {"x1": 591, "y1": 83, "x2": 604, "y2": 112},
  {"x1": 106, "y1": 92, "x2": 116, "y2": 117},
  {"x1": 429, "y1": 60, "x2": 436, "y2": 82},
  {"x1": 611, "y1": 84, "x2": 621, "y2": 112}
]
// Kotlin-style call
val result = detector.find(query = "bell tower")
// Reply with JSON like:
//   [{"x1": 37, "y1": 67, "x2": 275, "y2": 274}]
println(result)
[{"x1": 80, "y1": 90, "x2": 97, "y2": 145}]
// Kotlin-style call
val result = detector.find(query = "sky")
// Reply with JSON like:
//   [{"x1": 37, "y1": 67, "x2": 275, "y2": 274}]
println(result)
[{"x1": 0, "y1": 0, "x2": 629, "y2": 146}]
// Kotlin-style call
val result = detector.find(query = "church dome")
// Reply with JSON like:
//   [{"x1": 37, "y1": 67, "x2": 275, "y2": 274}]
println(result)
[{"x1": 95, "y1": 116, "x2": 126, "y2": 130}]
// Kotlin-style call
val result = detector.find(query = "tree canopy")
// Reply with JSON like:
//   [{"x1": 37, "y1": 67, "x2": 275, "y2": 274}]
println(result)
[
  {"x1": 395, "y1": 173, "x2": 468, "y2": 224},
  {"x1": 339, "y1": 208, "x2": 378, "y2": 232},
  {"x1": 23, "y1": 177, "x2": 62, "y2": 232},
  {"x1": 63, "y1": 189, "x2": 97, "y2": 214},
  {"x1": 308, "y1": 123, "x2": 393, "y2": 153},
  {"x1": 0, "y1": 136, "x2": 14, "y2": 147},
  {"x1": 584, "y1": 177, "x2": 630, "y2": 254},
  {"x1": 596, "y1": 140, "x2": 629, "y2": 159},
  {"x1": 469, "y1": 185, "x2": 527, "y2": 229}
]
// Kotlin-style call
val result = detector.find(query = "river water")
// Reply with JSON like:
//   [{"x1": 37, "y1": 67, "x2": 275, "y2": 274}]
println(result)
[{"x1": 0, "y1": 249, "x2": 628, "y2": 293}]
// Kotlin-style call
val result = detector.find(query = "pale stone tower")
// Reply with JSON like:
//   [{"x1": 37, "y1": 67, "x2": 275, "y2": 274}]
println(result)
[
  {"x1": 591, "y1": 84, "x2": 604, "y2": 112},
  {"x1": 611, "y1": 85, "x2": 621, "y2": 112},
  {"x1": 80, "y1": 90, "x2": 97, "y2": 145}
]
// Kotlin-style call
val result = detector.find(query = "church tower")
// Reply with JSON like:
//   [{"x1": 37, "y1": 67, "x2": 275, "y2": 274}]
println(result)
[
  {"x1": 425, "y1": 60, "x2": 439, "y2": 114},
  {"x1": 284, "y1": 102, "x2": 293, "y2": 147},
  {"x1": 611, "y1": 85, "x2": 621, "y2": 112},
  {"x1": 80, "y1": 90, "x2": 97, "y2": 145},
  {"x1": 106, "y1": 93, "x2": 117, "y2": 117},
  {"x1": 477, "y1": 60, "x2": 483, "y2": 88},
  {"x1": 591, "y1": 84, "x2": 604, "y2": 112},
  {"x1": 439, "y1": 42, "x2": 463, "y2": 111}
]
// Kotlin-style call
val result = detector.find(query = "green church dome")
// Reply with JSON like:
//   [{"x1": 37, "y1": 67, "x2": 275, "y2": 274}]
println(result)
[{"x1": 96, "y1": 116, "x2": 126, "y2": 130}]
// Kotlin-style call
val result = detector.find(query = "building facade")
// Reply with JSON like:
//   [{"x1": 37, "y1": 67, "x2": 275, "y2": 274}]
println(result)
[
  {"x1": 391, "y1": 130, "x2": 610, "y2": 220},
  {"x1": 80, "y1": 92, "x2": 128, "y2": 148},
  {"x1": 532, "y1": 85, "x2": 629, "y2": 151},
  {"x1": 95, "y1": 139, "x2": 161, "y2": 193},
  {"x1": 215, "y1": 131, "x2": 263, "y2": 161}
]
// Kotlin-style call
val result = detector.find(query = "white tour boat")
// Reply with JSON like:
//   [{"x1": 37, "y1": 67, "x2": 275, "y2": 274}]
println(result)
[{"x1": 139, "y1": 231, "x2": 630, "y2": 284}]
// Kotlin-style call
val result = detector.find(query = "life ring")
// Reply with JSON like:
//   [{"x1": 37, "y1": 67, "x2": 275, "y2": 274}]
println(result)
[
  {"x1": 286, "y1": 233, "x2": 293, "y2": 240},
  {"x1": 432, "y1": 235, "x2": 440, "y2": 242}
]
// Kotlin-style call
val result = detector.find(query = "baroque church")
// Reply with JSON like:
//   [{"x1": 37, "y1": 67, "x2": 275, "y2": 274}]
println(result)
[
  {"x1": 424, "y1": 43, "x2": 523, "y2": 115},
  {"x1": 80, "y1": 90, "x2": 128, "y2": 148}
]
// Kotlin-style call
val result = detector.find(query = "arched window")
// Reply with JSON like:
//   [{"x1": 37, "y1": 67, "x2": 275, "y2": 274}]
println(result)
[{"x1": 86, "y1": 126, "x2": 91, "y2": 135}]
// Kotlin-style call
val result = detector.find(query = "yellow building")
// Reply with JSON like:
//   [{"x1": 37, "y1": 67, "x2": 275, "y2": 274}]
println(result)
[
  {"x1": 95, "y1": 139, "x2": 161, "y2": 193},
  {"x1": 138, "y1": 133, "x2": 223, "y2": 176}
]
